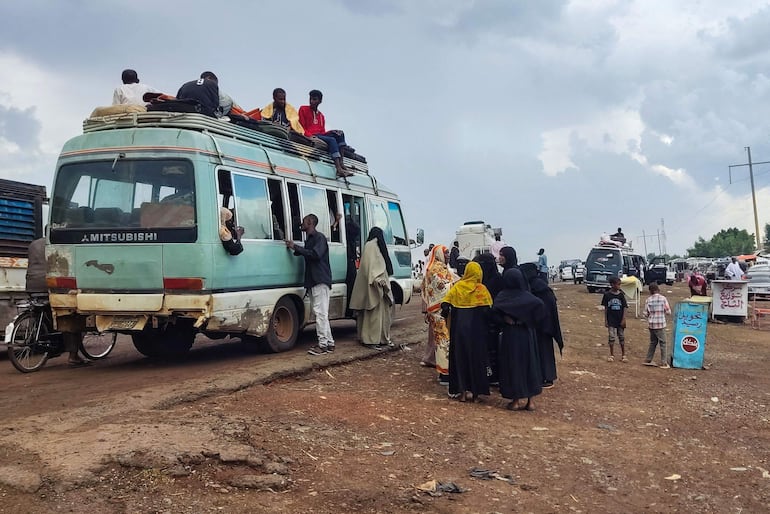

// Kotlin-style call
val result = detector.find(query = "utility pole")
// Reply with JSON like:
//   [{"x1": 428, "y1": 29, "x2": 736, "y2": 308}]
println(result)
[
  {"x1": 641, "y1": 230, "x2": 648, "y2": 256},
  {"x1": 729, "y1": 147, "x2": 766, "y2": 251}
]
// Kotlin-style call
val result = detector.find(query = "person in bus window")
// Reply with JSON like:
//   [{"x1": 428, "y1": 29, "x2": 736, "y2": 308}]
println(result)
[
  {"x1": 298, "y1": 90, "x2": 354, "y2": 178},
  {"x1": 219, "y1": 207, "x2": 243, "y2": 255},
  {"x1": 349, "y1": 227, "x2": 394, "y2": 348},
  {"x1": 285, "y1": 214, "x2": 335, "y2": 355}
]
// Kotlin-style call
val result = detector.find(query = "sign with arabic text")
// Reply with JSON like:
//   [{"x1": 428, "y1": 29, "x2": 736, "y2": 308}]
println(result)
[
  {"x1": 672, "y1": 301, "x2": 708, "y2": 369},
  {"x1": 711, "y1": 280, "x2": 749, "y2": 317}
]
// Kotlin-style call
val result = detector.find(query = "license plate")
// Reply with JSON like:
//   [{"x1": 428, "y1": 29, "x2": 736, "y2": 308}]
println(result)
[
  {"x1": 595, "y1": 275, "x2": 607, "y2": 282},
  {"x1": 96, "y1": 315, "x2": 148, "y2": 332},
  {"x1": 3, "y1": 322, "x2": 13, "y2": 344}
]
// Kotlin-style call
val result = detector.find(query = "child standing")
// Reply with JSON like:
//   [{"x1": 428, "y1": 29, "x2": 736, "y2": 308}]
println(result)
[
  {"x1": 643, "y1": 282, "x2": 672, "y2": 368},
  {"x1": 601, "y1": 277, "x2": 628, "y2": 362}
]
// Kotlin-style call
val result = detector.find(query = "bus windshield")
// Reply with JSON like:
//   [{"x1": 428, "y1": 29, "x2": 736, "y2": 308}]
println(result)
[{"x1": 50, "y1": 159, "x2": 196, "y2": 231}]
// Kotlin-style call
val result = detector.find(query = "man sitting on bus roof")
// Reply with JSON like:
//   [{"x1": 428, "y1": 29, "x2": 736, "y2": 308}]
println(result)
[
  {"x1": 176, "y1": 72, "x2": 220, "y2": 117},
  {"x1": 298, "y1": 90, "x2": 354, "y2": 178},
  {"x1": 261, "y1": 88, "x2": 305, "y2": 134},
  {"x1": 113, "y1": 69, "x2": 159, "y2": 106}
]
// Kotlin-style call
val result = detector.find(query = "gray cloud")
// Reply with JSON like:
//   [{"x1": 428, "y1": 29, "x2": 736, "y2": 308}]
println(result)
[
  {"x1": 0, "y1": 105, "x2": 40, "y2": 149},
  {"x1": 1, "y1": 1, "x2": 769, "y2": 260}
]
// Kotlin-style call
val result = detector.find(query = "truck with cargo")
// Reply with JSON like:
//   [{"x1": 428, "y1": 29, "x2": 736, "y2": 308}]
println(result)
[{"x1": 0, "y1": 179, "x2": 47, "y2": 344}]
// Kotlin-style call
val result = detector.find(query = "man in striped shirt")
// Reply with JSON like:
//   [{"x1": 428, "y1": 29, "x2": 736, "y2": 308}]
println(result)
[{"x1": 643, "y1": 282, "x2": 671, "y2": 368}]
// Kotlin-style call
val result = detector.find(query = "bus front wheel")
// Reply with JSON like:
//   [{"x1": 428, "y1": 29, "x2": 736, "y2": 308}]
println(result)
[{"x1": 262, "y1": 297, "x2": 299, "y2": 353}]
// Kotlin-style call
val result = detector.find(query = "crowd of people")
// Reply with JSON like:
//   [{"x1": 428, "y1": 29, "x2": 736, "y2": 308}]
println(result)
[
  {"x1": 110, "y1": 69, "x2": 354, "y2": 177},
  {"x1": 420, "y1": 244, "x2": 564, "y2": 411}
]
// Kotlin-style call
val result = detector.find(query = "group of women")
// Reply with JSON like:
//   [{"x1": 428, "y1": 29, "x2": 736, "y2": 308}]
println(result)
[{"x1": 420, "y1": 245, "x2": 563, "y2": 411}]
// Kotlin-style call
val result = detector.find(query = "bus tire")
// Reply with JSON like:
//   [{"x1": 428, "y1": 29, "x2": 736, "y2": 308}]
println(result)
[
  {"x1": 132, "y1": 324, "x2": 194, "y2": 358},
  {"x1": 263, "y1": 296, "x2": 299, "y2": 353}
]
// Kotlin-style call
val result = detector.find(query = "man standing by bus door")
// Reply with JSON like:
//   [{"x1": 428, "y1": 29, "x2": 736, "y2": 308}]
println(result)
[{"x1": 285, "y1": 214, "x2": 335, "y2": 355}]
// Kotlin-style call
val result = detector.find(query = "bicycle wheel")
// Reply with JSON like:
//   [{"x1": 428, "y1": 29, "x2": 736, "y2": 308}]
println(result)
[
  {"x1": 80, "y1": 331, "x2": 117, "y2": 360},
  {"x1": 8, "y1": 311, "x2": 50, "y2": 373}
]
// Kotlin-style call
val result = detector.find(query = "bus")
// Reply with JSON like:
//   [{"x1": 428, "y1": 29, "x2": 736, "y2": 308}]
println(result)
[{"x1": 46, "y1": 112, "x2": 420, "y2": 357}]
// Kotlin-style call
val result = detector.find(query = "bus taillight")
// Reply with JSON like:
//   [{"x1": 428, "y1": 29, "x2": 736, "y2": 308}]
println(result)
[
  {"x1": 46, "y1": 277, "x2": 77, "y2": 289},
  {"x1": 163, "y1": 277, "x2": 204, "y2": 290}
]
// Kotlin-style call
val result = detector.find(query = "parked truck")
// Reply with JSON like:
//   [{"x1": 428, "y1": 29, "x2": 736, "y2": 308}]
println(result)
[
  {"x1": 455, "y1": 221, "x2": 503, "y2": 259},
  {"x1": 0, "y1": 179, "x2": 47, "y2": 344}
]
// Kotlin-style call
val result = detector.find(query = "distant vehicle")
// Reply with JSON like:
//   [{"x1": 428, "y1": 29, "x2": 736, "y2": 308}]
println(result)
[
  {"x1": 584, "y1": 243, "x2": 647, "y2": 293},
  {"x1": 560, "y1": 266, "x2": 574, "y2": 281},
  {"x1": 573, "y1": 262, "x2": 585, "y2": 284},
  {"x1": 747, "y1": 264, "x2": 770, "y2": 298},
  {"x1": 1, "y1": 178, "x2": 47, "y2": 347},
  {"x1": 454, "y1": 221, "x2": 502, "y2": 260},
  {"x1": 646, "y1": 256, "x2": 675, "y2": 286},
  {"x1": 559, "y1": 259, "x2": 581, "y2": 272}
]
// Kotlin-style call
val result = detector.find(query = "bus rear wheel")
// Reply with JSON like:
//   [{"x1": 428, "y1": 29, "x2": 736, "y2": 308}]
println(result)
[
  {"x1": 262, "y1": 297, "x2": 299, "y2": 353},
  {"x1": 132, "y1": 323, "x2": 194, "y2": 358}
]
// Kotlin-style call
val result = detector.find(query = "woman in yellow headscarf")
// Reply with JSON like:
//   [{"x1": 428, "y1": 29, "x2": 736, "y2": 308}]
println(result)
[
  {"x1": 441, "y1": 261, "x2": 493, "y2": 402},
  {"x1": 421, "y1": 245, "x2": 456, "y2": 384}
]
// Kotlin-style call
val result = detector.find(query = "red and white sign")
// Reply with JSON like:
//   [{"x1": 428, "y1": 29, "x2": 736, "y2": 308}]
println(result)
[{"x1": 681, "y1": 335, "x2": 699, "y2": 354}]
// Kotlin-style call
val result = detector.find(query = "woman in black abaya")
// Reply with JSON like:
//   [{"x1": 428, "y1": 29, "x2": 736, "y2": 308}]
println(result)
[
  {"x1": 498, "y1": 246, "x2": 519, "y2": 271},
  {"x1": 473, "y1": 252, "x2": 504, "y2": 384},
  {"x1": 520, "y1": 263, "x2": 564, "y2": 388},
  {"x1": 493, "y1": 268, "x2": 545, "y2": 411}
]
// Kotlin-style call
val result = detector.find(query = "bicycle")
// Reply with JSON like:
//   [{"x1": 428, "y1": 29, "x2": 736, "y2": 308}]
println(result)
[{"x1": 4, "y1": 296, "x2": 117, "y2": 373}]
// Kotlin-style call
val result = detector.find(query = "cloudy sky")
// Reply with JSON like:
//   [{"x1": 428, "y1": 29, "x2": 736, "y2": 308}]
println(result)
[{"x1": 2, "y1": 0, "x2": 770, "y2": 265}]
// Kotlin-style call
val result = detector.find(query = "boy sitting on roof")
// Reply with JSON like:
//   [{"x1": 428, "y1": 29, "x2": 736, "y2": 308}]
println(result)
[
  {"x1": 298, "y1": 90, "x2": 353, "y2": 178},
  {"x1": 261, "y1": 88, "x2": 305, "y2": 134}
]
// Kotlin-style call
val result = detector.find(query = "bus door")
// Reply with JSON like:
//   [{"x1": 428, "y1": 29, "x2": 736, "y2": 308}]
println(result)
[
  {"x1": 342, "y1": 194, "x2": 364, "y2": 315},
  {"x1": 287, "y1": 183, "x2": 347, "y2": 317}
]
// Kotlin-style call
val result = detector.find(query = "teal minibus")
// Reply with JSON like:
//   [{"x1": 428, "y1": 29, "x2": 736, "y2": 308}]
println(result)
[{"x1": 46, "y1": 112, "x2": 419, "y2": 357}]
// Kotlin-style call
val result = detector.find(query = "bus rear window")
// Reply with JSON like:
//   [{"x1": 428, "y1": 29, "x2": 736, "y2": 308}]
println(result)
[
  {"x1": 51, "y1": 159, "x2": 195, "y2": 230},
  {"x1": 586, "y1": 248, "x2": 621, "y2": 269}
]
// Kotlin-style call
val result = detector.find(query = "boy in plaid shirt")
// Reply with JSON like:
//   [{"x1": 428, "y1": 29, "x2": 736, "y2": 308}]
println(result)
[{"x1": 643, "y1": 282, "x2": 671, "y2": 368}]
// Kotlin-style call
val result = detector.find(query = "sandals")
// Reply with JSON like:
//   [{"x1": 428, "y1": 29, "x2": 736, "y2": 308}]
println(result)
[
  {"x1": 607, "y1": 356, "x2": 614, "y2": 362},
  {"x1": 506, "y1": 400, "x2": 534, "y2": 411}
]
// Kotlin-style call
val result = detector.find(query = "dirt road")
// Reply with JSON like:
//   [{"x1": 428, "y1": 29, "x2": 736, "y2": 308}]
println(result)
[{"x1": 0, "y1": 283, "x2": 768, "y2": 513}]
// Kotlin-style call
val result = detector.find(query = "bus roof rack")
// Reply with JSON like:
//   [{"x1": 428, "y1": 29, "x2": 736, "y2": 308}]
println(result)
[{"x1": 82, "y1": 112, "x2": 369, "y2": 176}]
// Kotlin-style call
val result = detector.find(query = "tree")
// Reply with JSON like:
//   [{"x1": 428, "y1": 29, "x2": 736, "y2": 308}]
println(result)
[
  {"x1": 646, "y1": 253, "x2": 681, "y2": 262},
  {"x1": 764, "y1": 223, "x2": 770, "y2": 253},
  {"x1": 687, "y1": 228, "x2": 756, "y2": 257}
]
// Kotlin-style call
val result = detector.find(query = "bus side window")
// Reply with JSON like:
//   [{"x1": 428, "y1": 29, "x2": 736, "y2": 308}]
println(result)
[
  {"x1": 343, "y1": 195, "x2": 363, "y2": 262},
  {"x1": 327, "y1": 189, "x2": 341, "y2": 243},
  {"x1": 268, "y1": 178, "x2": 285, "y2": 240},
  {"x1": 287, "y1": 183, "x2": 302, "y2": 241},
  {"x1": 218, "y1": 170, "x2": 234, "y2": 209}
]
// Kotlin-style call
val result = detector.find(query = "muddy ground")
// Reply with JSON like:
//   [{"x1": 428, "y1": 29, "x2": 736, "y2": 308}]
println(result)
[{"x1": 0, "y1": 282, "x2": 768, "y2": 513}]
